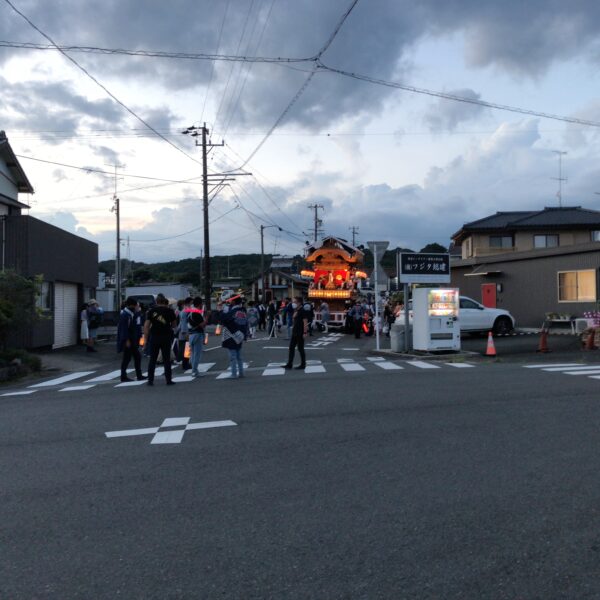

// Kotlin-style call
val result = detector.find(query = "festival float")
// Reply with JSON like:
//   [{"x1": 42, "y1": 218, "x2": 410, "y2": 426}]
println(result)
[{"x1": 302, "y1": 236, "x2": 367, "y2": 329}]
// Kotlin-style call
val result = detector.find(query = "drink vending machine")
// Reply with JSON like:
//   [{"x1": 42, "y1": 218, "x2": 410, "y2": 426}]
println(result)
[{"x1": 412, "y1": 288, "x2": 461, "y2": 351}]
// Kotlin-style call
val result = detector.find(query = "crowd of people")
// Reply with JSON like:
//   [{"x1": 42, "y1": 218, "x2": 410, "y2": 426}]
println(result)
[{"x1": 88, "y1": 292, "x2": 406, "y2": 384}]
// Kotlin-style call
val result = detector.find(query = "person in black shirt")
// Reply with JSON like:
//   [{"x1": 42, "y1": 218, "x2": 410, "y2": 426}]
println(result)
[
  {"x1": 282, "y1": 296, "x2": 309, "y2": 370},
  {"x1": 143, "y1": 293, "x2": 177, "y2": 386},
  {"x1": 116, "y1": 297, "x2": 146, "y2": 382}
]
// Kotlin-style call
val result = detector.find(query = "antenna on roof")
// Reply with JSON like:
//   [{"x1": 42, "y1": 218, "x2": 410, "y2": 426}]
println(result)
[{"x1": 551, "y1": 150, "x2": 567, "y2": 208}]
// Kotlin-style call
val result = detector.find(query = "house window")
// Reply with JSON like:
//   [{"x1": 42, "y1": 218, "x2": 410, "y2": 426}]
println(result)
[
  {"x1": 591, "y1": 231, "x2": 600, "y2": 242},
  {"x1": 558, "y1": 270, "x2": 596, "y2": 302},
  {"x1": 534, "y1": 234, "x2": 559, "y2": 248},
  {"x1": 489, "y1": 235, "x2": 512, "y2": 249},
  {"x1": 36, "y1": 281, "x2": 52, "y2": 311}
]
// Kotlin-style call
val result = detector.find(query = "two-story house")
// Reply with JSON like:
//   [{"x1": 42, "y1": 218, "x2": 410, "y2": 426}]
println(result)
[
  {"x1": 450, "y1": 207, "x2": 600, "y2": 327},
  {"x1": 1, "y1": 130, "x2": 98, "y2": 349}
]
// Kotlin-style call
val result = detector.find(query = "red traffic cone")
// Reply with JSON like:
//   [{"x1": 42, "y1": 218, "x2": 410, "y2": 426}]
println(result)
[
  {"x1": 536, "y1": 329, "x2": 550, "y2": 353},
  {"x1": 485, "y1": 331, "x2": 497, "y2": 357}
]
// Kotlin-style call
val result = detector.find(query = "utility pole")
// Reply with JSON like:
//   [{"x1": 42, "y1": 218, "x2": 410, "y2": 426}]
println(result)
[
  {"x1": 349, "y1": 225, "x2": 359, "y2": 246},
  {"x1": 109, "y1": 163, "x2": 124, "y2": 308},
  {"x1": 551, "y1": 150, "x2": 567, "y2": 207},
  {"x1": 260, "y1": 224, "x2": 281, "y2": 302},
  {"x1": 182, "y1": 124, "x2": 224, "y2": 311},
  {"x1": 308, "y1": 203, "x2": 324, "y2": 242}
]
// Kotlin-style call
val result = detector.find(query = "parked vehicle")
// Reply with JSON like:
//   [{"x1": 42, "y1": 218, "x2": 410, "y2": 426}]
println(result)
[{"x1": 397, "y1": 296, "x2": 515, "y2": 335}]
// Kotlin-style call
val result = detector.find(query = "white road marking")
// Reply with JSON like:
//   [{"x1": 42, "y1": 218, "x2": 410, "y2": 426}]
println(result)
[
  {"x1": 523, "y1": 363, "x2": 585, "y2": 368},
  {"x1": 1, "y1": 390, "x2": 37, "y2": 397},
  {"x1": 263, "y1": 362, "x2": 285, "y2": 376},
  {"x1": 197, "y1": 362, "x2": 216, "y2": 372},
  {"x1": 543, "y1": 365, "x2": 600, "y2": 372},
  {"x1": 29, "y1": 371, "x2": 95, "y2": 388},
  {"x1": 59, "y1": 384, "x2": 96, "y2": 392},
  {"x1": 407, "y1": 361, "x2": 440, "y2": 369},
  {"x1": 216, "y1": 372, "x2": 232, "y2": 379},
  {"x1": 564, "y1": 370, "x2": 600, "y2": 376},
  {"x1": 85, "y1": 370, "x2": 131, "y2": 383},
  {"x1": 372, "y1": 361, "x2": 402, "y2": 370},
  {"x1": 172, "y1": 375, "x2": 195, "y2": 382},
  {"x1": 338, "y1": 359, "x2": 365, "y2": 372},
  {"x1": 263, "y1": 346, "x2": 289, "y2": 349},
  {"x1": 341, "y1": 348, "x2": 359, "y2": 351},
  {"x1": 305, "y1": 360, "x2": 326, "y2": 374},
  {"x1": 115, "y1": 379, "x2": 148, "y2": 387},
  {"x1": 367, "y1": 357, "x2": 385, "y2": 361},
  {"x1": 445, "y1": 363, "x2": 475, "y2": 368},
  {"x1": 105, "y1": 418, "x2": 237, "y2": 444}
]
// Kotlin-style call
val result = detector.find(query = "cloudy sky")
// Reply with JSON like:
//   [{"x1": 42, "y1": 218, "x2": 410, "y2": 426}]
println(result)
[{"x1": 2, "y1": 0, "x2": 600, "y2": 262}]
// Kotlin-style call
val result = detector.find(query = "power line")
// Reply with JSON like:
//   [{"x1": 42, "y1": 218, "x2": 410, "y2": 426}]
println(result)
[
  {"x1": 231, "y1": 0, "x2": 361, "y2": 170},
  {"x1": 0, "y1": 39, "x2": 312, "y2": 63},
  {"x1": 317, "y1": 61, "x2": 600, "y2": 129},
  {"x1": 14, "y1": 154, "x2": 224, "y2": 183},
  {"x1": 2, "y1": 0, "x2": 204, "y2": 166}
]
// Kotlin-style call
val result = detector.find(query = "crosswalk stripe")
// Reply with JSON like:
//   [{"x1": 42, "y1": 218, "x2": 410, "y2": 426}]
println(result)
[
  {"x1": 172, "y1": 375, "x2": 195, "y2": 382},
  {"x1": 543, "y1": 365, "x2": 600, "y2": 372},
  {"x1": 305, "y1": 365, "x2": 326, "y2": 373},
  {"x1": 29, "y1": 371, "x2": 95, "y2": 388},
  {"x1": 339, "y1": 362, "x2": 365, "y2": 372},
  {"x1": 564, "y1": 370, "x2": 600, "y2": 376},
  {"x1": 367, "y1": 357, "x2": 385, "y2": 361},
  {"x1": 263, "y1": 362, "x2": 285, "y2": 376},
  {"x1": 196, "y1": 362, "x2": 216, "y2": 372},
  {"x1": 59, "y1": 385, "x2": 96, "y2": 392},
  {"x1": 115, "y1": 379, "x2": 148, "y2": 387},
  {"x1": 86, "y1": 369, "x2": 131, "y2": 383},
  {"x1": 1, "y1": 390, "x2": 37, "y2": 397},
  {"x1": 523, "y1": 363, "x2": 585, "y2": 368},
  {"x1": 373, "y1": 361, "x2": 402, "y2": 370},
  {"x1": 407, "y1": 361, "x2": 440, "y2": 369},
  {"x1": 445, "y1": 363, "x2": 475, "y2": 368}
]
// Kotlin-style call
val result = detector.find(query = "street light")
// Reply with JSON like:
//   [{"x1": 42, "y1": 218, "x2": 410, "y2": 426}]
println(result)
[{"x1": 260, "y1": 224, "x2": 282, "y2": 301}]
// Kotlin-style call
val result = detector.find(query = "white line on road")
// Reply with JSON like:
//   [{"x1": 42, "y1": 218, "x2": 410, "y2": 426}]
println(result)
[
  {"x1": 523, "y1": 363, "x2": 585, "y2": 368},
  {"x1": 372, "y1": 361, "x2": 402, "y2": 370},
  {"x1": 337, "y1": 359, "x2": 365, "y2": 372},
  {"x1": 29, "y1": 371, "x2": 95, "y2": 388},
  {"x1": 85, "y1": 370, "x2": 131, "y2": 383},
  {"x1": 185, "y1": 420, "x2": 237, "y2": 430},
  {"x1": 115, "y1": 379, "x2": 148, "y2": 387},
  {"x1": 59, "y1": 384, "x2": 96, "y2": 392},
  {"x1": 407, "y1": 361, "x2": 440, "y2": 369},
  {"x1": 445, "y1": 363, "x2": 475, "y2": 368},
  {"x1": 1, "y1": 390, "x2": 37, "y2": 397},
  {"x1": 263, "y1": 362, "x2": 285, "y2": 376},
  {"x1": 542, "y1": 365, "x2": 600, "y2": 372},
  {"x1": 106, "y1": 427, "x2": 160, "y2": 438},
  {"x1": 564, "y1": 370, "x2": 600, "y2": 376}
]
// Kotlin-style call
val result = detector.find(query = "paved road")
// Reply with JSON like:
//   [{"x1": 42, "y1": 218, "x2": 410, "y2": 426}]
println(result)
[{"x1": 3, "y1": 330, "x2": 600, "y2": 599}]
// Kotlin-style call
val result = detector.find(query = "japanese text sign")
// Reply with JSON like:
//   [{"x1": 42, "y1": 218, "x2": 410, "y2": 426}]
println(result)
[{"x1": 399, "y1": 253, "x2": 451, "y2": 283}]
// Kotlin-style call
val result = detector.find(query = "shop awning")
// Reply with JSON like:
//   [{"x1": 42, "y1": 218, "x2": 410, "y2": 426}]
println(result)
[{"x1": 464, "y1": 270, "x2": 503, "y2": 277}]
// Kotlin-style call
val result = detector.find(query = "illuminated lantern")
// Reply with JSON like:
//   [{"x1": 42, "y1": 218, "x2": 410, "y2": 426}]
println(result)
[
  {"x1": 362, "y1": 322, "x2": 369, "y2": 333},
  {"x1": 139, "y1": 335, "x2": 145, "y2": 347},
  {"x1": 184, "y1": 341, "x2": 191, "y2": 359},
  {"x1": 215, "y1": 324, "x2": 222, "y2": 335}
]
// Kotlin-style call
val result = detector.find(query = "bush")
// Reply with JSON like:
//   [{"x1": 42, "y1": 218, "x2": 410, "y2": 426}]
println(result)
[{"x1": 0, "y1": 349, "x2": 42, "y2": 372}]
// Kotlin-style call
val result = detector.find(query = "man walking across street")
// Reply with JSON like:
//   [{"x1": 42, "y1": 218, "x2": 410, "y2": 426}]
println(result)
[
  {"x1": 282, "y1": 296, "x2": 309, "y2": 370},
  {"x1": 117, "y1": 297, "x2": 146, "y2": 382},
  {"x1": 144, "y1": 293, "x2": 177, "y2": 386},
  {"x1": 188, "y1": 296, "x2": 205, "y2": 378}
]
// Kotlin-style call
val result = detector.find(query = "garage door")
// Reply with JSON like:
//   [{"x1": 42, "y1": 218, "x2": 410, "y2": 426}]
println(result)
[{"x1": 54, "y1": 282, "x2": 78, "y2": 349}]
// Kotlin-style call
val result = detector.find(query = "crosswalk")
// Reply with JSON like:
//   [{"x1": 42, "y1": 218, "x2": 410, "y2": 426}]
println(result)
[
  {"x1": 0, "y1": 358, "x2": 477, "y2": 396},
  {"x1": 524, "y1": 363, "x2": 600, "y2": 382}
]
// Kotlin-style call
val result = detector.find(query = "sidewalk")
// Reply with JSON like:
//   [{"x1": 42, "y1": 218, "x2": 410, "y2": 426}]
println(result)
[{"x1": 32, "y1": 340, "x2": 118, "y2": 373}]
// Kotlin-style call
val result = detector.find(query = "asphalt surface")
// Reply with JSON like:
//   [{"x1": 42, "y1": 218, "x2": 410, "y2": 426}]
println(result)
[{"x1": 3, "y1": 330, "x2": 600, "y2": 599}]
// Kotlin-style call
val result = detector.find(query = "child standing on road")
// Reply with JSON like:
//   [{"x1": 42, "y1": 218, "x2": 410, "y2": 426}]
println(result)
[{"x1": 219, "y1": 299, "x2": 248, "y2": 379}]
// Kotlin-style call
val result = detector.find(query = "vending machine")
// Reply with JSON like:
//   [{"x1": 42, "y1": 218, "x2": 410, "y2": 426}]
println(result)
[{"x1": 412, "y1": 288, "x2": 460, "y2": 351}]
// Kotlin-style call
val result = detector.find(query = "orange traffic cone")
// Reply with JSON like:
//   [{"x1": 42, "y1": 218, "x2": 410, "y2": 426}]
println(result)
[
  {"x1": 537, "y1": 329, "x2": 550, "y2": 353},
  {"x1": 584, "y1": 328, "x2": 596, "y2": 351},
  {"x1": 485, "y1": 331, "x2": 497, "y2": 356}
]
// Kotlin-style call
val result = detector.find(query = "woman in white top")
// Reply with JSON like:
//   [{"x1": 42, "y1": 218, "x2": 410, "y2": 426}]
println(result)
[{"x1": 80, "y1": 302, "x2": 89, "y2": 345}]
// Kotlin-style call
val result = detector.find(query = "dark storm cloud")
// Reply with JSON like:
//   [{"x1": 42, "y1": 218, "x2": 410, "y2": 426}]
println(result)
[
  {"x1": 2, "y1": 1, "x2": 599, "y2": 131},
  {"x1": 0, "y1": 75, "x2": 127, "y2": 143}
]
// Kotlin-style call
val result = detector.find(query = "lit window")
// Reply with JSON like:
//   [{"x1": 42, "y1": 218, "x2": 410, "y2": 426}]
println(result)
[
  {"x1": 592, "y1": 231, "x2": 600, "y2": 242},
  {"x1": 36, "y1": 281, "x2": 52, "y2": 311},
  {"x1": 558, "y1": 270, "x2": 596, "y2": 302},
  {"x1": 489, "y1": 236, "x2": 512, "y2": 249},
  {"x1": 534, "y1": 234, "x2": 559, "y2": 248}
]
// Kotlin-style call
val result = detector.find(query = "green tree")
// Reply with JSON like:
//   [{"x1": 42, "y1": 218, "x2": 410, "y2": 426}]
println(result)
[
  {"x1": 0, "y1": 271, "x2": 39, "y2": 350},
  {"x1": 419, "y1": 242, "x2": 447, "y2": 253}
]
